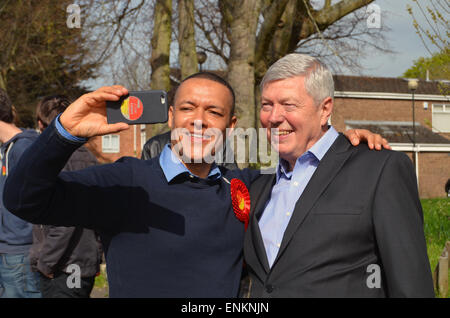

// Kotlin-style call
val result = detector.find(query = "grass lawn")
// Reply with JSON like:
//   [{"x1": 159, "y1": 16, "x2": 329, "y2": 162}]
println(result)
[
  {"x1": 92, "y1": 264, "x2": 108, "y2": 298},
  {"x1": 422, "y1": 198, "x2": 450, "y2": 298},
  {"x1": 94, "y1": 268, "x2": 108, "y2": 289}
]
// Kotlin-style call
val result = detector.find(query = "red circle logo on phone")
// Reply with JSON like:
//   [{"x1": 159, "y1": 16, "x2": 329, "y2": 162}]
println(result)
[{"x1": 120, "y1": 96, "x2": 143, "y2": 121}]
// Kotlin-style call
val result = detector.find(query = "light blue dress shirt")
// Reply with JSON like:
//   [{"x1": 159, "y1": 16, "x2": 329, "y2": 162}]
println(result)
[
  {"x1": 258, "y1": 126, "x2": 339, "y2": 268},
  {"x1": 158, "y1": 144, "x2": 222, "y2": 182},
  {"x1": 55, "y1": 114, "x2": 88, "y2": 143}
]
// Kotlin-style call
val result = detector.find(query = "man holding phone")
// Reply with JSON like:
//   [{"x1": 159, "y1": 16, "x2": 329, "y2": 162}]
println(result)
[{"x1": 3, "y1": 72, "x2": 386, "y2": 297}]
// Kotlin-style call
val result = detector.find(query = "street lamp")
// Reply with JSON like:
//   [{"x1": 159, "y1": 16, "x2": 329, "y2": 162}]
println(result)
[
  {"x1": 408, "y1": 79, "x2": 418, "y2": 171},
  {"x1": 197, "y1": 51, "x2": 207, "y2": 72}
]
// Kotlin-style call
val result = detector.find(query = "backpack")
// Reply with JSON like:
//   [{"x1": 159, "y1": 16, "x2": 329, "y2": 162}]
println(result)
[{"x1": 0, "y1": 141, "x2": 15, "y2": 177}]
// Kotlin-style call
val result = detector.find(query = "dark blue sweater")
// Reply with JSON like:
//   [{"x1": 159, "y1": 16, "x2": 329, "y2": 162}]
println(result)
[{"x1": 4, "y1": 122, "x2": 260, "y2": 297}]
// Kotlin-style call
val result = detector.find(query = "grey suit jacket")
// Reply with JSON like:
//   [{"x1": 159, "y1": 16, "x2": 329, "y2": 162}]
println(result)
[{"x1": 244, "y1": 134, "x2": 434, "y2": 297}]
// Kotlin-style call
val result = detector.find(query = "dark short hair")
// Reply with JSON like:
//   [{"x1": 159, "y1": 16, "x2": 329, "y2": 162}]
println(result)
[
  {"x1": 174, "y1": 72, "x2": 236, "y2": 117},
  {"x1": 0, "y1": 88, "x2": 14, "y2": 123},
  {"x1": 36, "y1": 95, "x2": 72, "y2": 128}
]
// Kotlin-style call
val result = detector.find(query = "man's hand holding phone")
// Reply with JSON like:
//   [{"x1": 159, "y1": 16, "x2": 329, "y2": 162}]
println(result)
[
  {"x1": 60, "y1": 85, "x2": 130, "y2": 138},
  {"x1": 106, "y1": 89, "x2": 168, "y2": 125}
]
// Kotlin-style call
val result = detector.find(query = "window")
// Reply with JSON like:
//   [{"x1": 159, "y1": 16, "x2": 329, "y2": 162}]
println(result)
[
  {"x1": 140, "y1": 125, "x2": 147, "y2": 149},
  {"x1": 432, "y1": 104, "x2": 450, "y2": 133},
  {"x1": 102, "y1": 134, "x2": 120, "y2": 153}
]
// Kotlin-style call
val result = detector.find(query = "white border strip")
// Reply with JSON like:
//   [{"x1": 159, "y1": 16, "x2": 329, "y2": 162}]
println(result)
[
  {"x1": 335, "y1": 91, "x2": 449, "y2": 102},
  {"x1": 390, "y1": 143, "x2": 450, "y2": 152}
]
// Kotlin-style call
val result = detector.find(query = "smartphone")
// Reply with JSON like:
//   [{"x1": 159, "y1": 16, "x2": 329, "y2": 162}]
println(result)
[{"x1": 106, "y1": 90, "x2": 168, "y2": 125}]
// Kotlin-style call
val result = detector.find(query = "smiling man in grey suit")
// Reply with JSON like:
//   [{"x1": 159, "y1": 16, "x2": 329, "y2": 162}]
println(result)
[{"x1": 244, "y1": 53, "x2": 434, "y2": 298}]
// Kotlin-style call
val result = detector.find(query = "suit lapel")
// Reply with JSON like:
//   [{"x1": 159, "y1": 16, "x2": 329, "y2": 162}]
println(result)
[
  {"x1": 249, "y1": 174, "x2": 275, "y2": 274},
  {"x1": 271, "y1": 135, "x2": 355, "y2": 269}
]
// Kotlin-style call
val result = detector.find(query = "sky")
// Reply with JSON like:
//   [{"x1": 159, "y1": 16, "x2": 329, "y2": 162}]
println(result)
[{"x1": 352, "y1": 0, "x2": 441, "y2": 78}]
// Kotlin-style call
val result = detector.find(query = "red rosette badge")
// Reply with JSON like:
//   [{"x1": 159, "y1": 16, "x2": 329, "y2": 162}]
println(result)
[{"x1": 230, "y1": 178, "x2": 251, "y2": 230}]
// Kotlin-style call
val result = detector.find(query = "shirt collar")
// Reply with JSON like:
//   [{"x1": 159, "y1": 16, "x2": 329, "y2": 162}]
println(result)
[
  {"x1": 159, "y1": 144, "x2": 222, "y2": 182},
  {"x1": 276, "y1": 126, "x2": 339, "y2": 181},
  {"x1": 308, "y1": 125, "x2": 339, "y2": 161}
]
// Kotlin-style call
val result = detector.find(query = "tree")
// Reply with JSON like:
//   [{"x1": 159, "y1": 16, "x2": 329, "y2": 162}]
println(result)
[
  {"x1": 150, "y1": 0, "x2": 173, "y2": 93},
  {"x1": 178, "y1": 0, "x2": 198, "y2": 79},
  {"x1": 148, "y1": 0, "x2": 173, "y2": 137},
  {"x1": 0, "y1": 0, "x2": 98, "y2": 127},
  {"x1": 220, "y1": 0, "x2": 262, "y2": 131},
  {"x1": 195, "y1": 0, "x2": 388, "y2": 129},
  {"x1": 82, "y1": 0, "x2": 390, "y2": 132},
  {"x1": 407, "y1": 0, "x2": 449, "y2": 56},
  {"x1": 403, "y1": 50, "x2": 450, "y2": 80},
  {"x1": 406, "y1": 0, "x2": 449, "y2": 95}
]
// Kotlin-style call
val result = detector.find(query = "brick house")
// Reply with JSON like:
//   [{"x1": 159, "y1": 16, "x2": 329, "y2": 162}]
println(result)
[
  {"x1": 85, "y1": 124, "x2": 148, "y2": 163},
  {"x1": 332, "y1": 75, "x2": 450, "y2": 198}
]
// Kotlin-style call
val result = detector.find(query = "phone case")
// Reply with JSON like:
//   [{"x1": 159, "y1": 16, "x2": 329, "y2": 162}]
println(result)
[{"x1": 106, "y1": 90, "x2": 168, "y2": 124}]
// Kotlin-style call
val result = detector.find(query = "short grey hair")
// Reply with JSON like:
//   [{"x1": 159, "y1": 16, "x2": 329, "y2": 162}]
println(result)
[{"x1": 260, "y1": 53, "x2": 334, "y2": 106}]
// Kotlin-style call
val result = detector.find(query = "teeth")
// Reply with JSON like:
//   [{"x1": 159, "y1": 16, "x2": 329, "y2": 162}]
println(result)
[
  {"x1": 189, "y1": 133, "x2": 211, "y2": 140},
  {"x1": 273, "y1": 131, "x2": 292, "y2": 136}
]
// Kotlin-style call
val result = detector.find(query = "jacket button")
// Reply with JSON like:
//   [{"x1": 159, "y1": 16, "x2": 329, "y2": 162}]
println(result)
[{"x1": 266, "y1": 284, "x2": 274, "y2": 293}]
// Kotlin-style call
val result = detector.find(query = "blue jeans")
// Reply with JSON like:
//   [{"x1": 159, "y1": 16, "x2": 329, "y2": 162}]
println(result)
[{"x1": 0, "y1": 253, "x2": 41, "y2": 298}]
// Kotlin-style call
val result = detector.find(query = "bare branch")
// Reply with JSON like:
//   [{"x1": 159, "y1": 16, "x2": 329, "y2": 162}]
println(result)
[
  {"x1": 255, "y1": 0, "x2": 290, "y2": 66},
  {"x1": 194, "y1": 6, "x2": 229, "y2": 63},
  {"x1": 298, "y1": 0, "x2": 374, "y2": 39}
]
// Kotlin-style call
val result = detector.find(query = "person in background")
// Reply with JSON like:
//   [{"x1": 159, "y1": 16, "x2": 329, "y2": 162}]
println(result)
[
  {"x1": 0, "y1": 88, "x2": 40, "y2": 298},
  {"x1": 30, "y1": 95, "x2": 102, "y2": 298}
]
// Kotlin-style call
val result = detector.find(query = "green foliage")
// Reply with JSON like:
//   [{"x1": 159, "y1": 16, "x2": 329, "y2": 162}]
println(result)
[
  {"x1": 92, "y1": 265, "x2": 109, "y2": 297},
  {"x1": 94, "y1": 271, "x2": 108, "y2": 289},
  {"x1": 407, "y1": 0, "x2": 449, "y2": 55},
  {"x1": 406, "y1": 0, "x2": 449, "y2": 96},
  {"x1": 421, "y1": 198, "x2": 450, "y2": 298},
  {"x1": 0, "y1": 0, "x2": 98, "y2": 128},
  {"x1": 403, "y1": 50, "x2": 450, "y2": 80}
]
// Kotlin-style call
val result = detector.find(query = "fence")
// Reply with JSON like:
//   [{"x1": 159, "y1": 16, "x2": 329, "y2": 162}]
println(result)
[{"x1": 432, "y1": 241, "x2": 449, "y2": 297}]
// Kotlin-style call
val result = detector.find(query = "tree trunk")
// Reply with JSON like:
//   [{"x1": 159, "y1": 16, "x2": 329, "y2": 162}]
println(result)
[
  {"x1": 178, "y1": 0, "x2": 198, "y2": 79},
  {"x1": 0, "y1": 70, "x2": 7, "y2": 91},
  {"x1": 147, "y1": 0, "x2": 173, "y2": 138},
  {"x1": 254, "y1": 0, "x2": 290, "y2": 83},
  {"x1": 269, "y1": 0, "x2": 299, "y2": 73},
  {"x1": 222, "y1": 0, "x2": 262, "y2": 130},
  {"x1": 220, "y1": 0, "x2": 262, "y2": 168}
]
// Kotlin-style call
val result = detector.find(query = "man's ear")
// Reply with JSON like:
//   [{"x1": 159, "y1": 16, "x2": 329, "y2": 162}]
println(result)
[
  {"x1": 38, "y1": 120, "x2": 45, "y2": 132},
  {"x1": 168, "y1": 106, "x2": 174, "y2": 129},
  {"x1": 320, "y1": 97, "x2": 333, "y2": 127},
  {"x1": 227, "y1": 115, "x2": 237, "y2": 136}
]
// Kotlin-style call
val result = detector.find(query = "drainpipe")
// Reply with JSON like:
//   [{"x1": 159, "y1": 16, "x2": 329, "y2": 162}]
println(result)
[
  {"x1": 134, "y1": 125, "x2": 137, "y2": 157},
  {"x1": 415, "y1": 147, "x2": 419, "y2": 190}
]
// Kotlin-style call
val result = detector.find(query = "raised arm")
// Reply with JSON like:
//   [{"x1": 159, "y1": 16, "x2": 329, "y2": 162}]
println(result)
[{"x1": 3, "y1": 86, "x2": 134, "y2": 231}]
